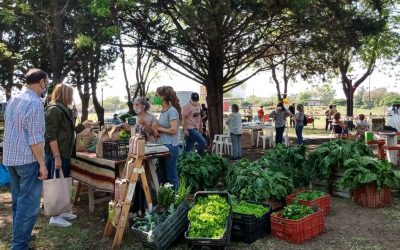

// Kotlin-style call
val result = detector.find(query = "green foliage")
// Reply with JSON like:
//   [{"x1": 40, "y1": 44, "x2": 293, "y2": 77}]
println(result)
[
  {"x1": 133, "y1": 180, "x2": 190, "y2": 232},
  {"x1": 313, "y1": 83, "x2": 336, "y2": 106},
  {"x1": 0, "y1": 43, "x2": 14, "y2": 60},
  {"x1": 188, "y1": 195, "x2": 229, "y2": 239},
  {"x1": 177, "y1": 152, "x2": 228, "y2": 191},
  {"x1": 118, "y1": 130, "x2": 130, "y2": 140},
  {"x1": 74, "y1": 34, "x2": 94, "y2": 48},
  {"x1": 175, "y1": 178, "x2": 191, "y2": 207},
  {"x1": 119, "y1": 113, "x2": 135, "y2": 122},
  {"x1": 281, "y1": 203, "x2": 315, "y2": 220},
  {"x1": 226, "y1": 159, "x2": 294, "y2": 201},
  {"x1": 380, "y1": 93, "x2": 400, "y2": 106},
  {"x1": 232, "y1": 201, "x2": 269, "y2": 219},
  {"x1": 156, "y1": 183, "x2": 175, "y2": 210},
  {"x1": 338, "y1": 156, "x2": 400, "y2": 191},
  {"x1": 306, "y1": 140, "x2": 374, "y2": 180},
  {"x1": 295, "y1": 191, "x2": 325, "y2": 201},
  {"x1": 296, "y1": 92, "x2": 312, "y2": 105},
  {"x1": 90, "y1": 0, "x2": 111, "y2": 17},
  {"x1": 260, "y1": 144, "x2": 312, "y2": 188}
]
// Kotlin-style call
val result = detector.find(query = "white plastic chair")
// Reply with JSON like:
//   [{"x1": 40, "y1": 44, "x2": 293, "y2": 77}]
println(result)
[
  {"x1": 257, "y1": 128, "x2": 274, "y2": 149},
  {"x1": 211, "y1": 134, "x2": 224, "y2": 156},
  {"x1": 223, "y1": 137, "x2": 233, "y2": 156},
  {"x1": 283, "y1": 126, "x2": 289, "y2": 147}
]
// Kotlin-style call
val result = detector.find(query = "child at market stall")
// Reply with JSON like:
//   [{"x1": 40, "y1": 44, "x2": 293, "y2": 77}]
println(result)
[
  {"x1": 226, "y1": 104, "x2": 243, "y2": 160},
  {"x1": 355, "y1": 114, "x2": 369, "y2": 139},
  {"x1": 331, "y1": 112, "x2": 349, "y2": 137}
]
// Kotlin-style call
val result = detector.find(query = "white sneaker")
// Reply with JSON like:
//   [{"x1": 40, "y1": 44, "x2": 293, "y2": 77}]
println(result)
[
  {"x1": 59, "y1": 212, "x2": 77, "y2": 221},
  {"x1": 49, "y1": 216, "x2": 72, "y2": 227}
]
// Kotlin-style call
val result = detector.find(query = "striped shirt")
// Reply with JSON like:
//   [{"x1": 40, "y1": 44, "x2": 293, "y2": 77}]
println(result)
[{"x1": 3, "y1": 89, "x2": 45, "y2": 166}]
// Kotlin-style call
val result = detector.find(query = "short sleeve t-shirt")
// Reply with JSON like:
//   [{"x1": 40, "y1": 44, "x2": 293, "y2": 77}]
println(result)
[
  {"x1": 182, "y1": 102, "x2": 201, "y2": 130},
  {"x1": 157, "y1": 106, "x2": 180, "y2": 146}
]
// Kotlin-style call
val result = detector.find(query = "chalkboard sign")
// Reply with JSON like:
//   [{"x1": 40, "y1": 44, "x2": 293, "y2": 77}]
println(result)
[{"x1": 127, "y1": 116, "x2": 137, "y2": 126}]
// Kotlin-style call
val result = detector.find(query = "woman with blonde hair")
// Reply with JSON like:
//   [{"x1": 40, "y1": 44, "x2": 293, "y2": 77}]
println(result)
[
  {"x1": 44, "y1": 83, "x2": 77, "y2": 227},
  {"x1": 154, "y1": 86, "x2": 181, "y2": 190}
]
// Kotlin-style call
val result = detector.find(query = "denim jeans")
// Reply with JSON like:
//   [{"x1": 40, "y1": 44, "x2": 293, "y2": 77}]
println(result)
[
  {"x1": 157, "y1": 144, "x2": 179, "y2": 190},
  {"x1": 295, "y1": 125, "x2": 304, "y2": 144},
  {"x1": 45, "y1": 154, "x2": 71, "y2": 179},
  {"x1": 275, "y1": 126, "x2": 285, "y2": 144},
  {"x1": 230, "y1": 133, "x2": 242, "y2": 159},
  {"x1": 184, "y1": 128, "x2": 206, "y2": 156},
  {"x1": 8, "y1": 162, "x2": 42, "y2": 250}
]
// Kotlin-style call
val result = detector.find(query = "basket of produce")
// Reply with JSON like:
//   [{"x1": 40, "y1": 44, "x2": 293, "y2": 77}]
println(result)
[
  {"x1": 131, "y1": 181, "x2": 191, "y2": 250},
  {"x1": 231, "y1": 201, "x2": 272, "y2": 244},
  {"x1": 271, "y1": 203, "x2": 325, "y2": 244},
  {"x1": 286, "y1": 191, "x2": 331, "y2": 216},
  {"x1": 184, "y1": 191, "x2": 232, "y2": 249}
]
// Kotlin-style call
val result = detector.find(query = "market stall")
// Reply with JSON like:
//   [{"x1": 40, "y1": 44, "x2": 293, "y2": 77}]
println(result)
[{"x1": 72, "y1": 144, "x2": 169, "y2": 212}]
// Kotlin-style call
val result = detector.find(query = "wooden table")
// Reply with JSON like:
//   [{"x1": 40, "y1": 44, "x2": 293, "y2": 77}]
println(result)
[
  {"x1": 71, "y1": 150, "x2": 168, "y2": 212},
  {"x1": 71, "y1": 152, "x2": 127, "y2": 212}
]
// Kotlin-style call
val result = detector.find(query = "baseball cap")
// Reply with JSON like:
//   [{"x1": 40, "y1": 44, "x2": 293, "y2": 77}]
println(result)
[{"x1": 191, "y1": 92, "x2": 199, "y2": 102}]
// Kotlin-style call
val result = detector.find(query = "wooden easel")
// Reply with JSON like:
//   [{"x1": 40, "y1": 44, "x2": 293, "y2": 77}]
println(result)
[{"x1": 103, "y1": 153, "x2": 153, "y2": 249}]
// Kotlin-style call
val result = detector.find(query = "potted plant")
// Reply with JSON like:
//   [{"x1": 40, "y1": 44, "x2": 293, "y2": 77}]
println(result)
[
  {"x1": 338, "y1": 156, "x2": 400, "y2": 208},
  {"x1": 271, "y1": 203, "x2": 325, "y2": 244}
]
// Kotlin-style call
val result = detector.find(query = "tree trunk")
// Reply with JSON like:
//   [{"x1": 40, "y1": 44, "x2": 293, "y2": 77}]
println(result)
[
  {"x1": 5, "y1": 86, "x2": 12, "y2": 101},
  {"x1": 206, "y1": 84, "x2": 224, "y2": 141},
  {"x1": 49, "y1": 0, "x2": 64, "y2": 82},
  {"x1": 343, "y1": 79, "x2": 355, "y2": 117},
  {"x1": 92, "y1": 94, "x2": 104, "y2": 125},
  {"x1": 206, "y1": 35, "x2": 224, "y2": 141},
  {"x1": 271, "y1": 66, "x2": 282, "y2": 101},
  {"x1": 77, "y1": 83, "x2": 90, "y2": 122}
]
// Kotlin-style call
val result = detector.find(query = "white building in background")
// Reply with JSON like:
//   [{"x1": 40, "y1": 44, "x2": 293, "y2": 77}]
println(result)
[{"x1": 176, "y1": 90, "x2": 199, "y2": 107}]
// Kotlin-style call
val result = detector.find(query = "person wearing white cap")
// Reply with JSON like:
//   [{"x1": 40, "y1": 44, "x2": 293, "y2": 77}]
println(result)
[{"x1": 182, "y1": 92, "x2": 206, "y2": 156}]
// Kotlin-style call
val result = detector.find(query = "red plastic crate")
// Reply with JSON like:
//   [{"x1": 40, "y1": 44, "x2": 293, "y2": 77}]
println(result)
[
  {"x1": 271, "y1": 210, "x2": 325, "y2": 244},
  {"x1": 286, "y1": 191, "x2": 331, "y2": 216},
  {"x1": 353, "y1": 184, "x2": 391, "y2": 208}
]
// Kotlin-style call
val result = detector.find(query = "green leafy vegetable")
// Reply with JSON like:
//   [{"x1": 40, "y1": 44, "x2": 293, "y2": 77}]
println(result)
[
  {"x1": 156, "y1": 183, "x2": 175, "y2": 210},
  {"x1": 133, "y1": 181, "x2": 190, "y2": 233},
  {"x1": 226, "y1": 159, "x2": 294, "y2": 201},
  {"x1": 281, "y1": 203, "x2": 315, "y2": 220},
  {"x1": 118, "y1": 130, "x2": 130, "y2": 140},
  {"x1": 232, "y1": 201, "x2": 269, "y2": 218},
  {"x1": 178, "y1": 152, "x2": 228, "y2": 191},
  {"x1": 338, "y1": 156, "x2": 400, "y2": 191},
  {"x1": 295, "y1": 191, "x2": 325, "y2": 201},
  {"x1": 188, "y1": 195, "x2": 229, "y2": 238}
]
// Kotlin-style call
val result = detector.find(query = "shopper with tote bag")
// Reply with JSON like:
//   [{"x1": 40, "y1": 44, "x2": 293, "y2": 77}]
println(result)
[{"x1": 43, "y1": 84, "x2": 76, "y2": 227}]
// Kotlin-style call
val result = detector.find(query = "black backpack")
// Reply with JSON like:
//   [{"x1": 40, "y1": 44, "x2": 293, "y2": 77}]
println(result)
[{"x1": 303, "y1": 114, "x2": 308, "y2": 126}]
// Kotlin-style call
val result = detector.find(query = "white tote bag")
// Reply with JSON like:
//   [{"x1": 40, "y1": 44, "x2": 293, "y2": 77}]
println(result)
[{"x1": 43, "y1": 170, "x2": 72, "y2": 216}]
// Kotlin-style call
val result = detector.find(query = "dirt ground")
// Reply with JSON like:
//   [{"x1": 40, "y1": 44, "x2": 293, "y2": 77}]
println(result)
[{"x1": 1, "y1": 145, "x2": 400, "y2": 250}]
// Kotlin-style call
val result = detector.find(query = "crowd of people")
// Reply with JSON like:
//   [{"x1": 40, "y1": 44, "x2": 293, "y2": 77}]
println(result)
[
  {"x1": 4, "y1": 68, "x2": 385, "y2": 249},
  {"x1": 2, "y1": 68, "x2": 191, "y2": 249}
]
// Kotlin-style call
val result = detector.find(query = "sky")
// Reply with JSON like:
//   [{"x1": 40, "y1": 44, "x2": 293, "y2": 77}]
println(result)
[{"x1": 75, "y1": 59, "x2": 399, "y2": 104}]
